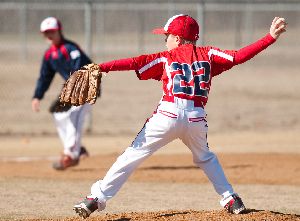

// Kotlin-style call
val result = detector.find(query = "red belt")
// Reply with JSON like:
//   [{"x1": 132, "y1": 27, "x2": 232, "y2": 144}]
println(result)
[{"x1": 162, "y1": 96, "x2": 204, "y2": 108}]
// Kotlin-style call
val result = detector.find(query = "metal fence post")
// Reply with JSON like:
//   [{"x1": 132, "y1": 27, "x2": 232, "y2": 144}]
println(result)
[
  {"x1": 84, "y1": 2, "x2": 92, "y2": 57},
  {"x1": 197, "y1": 2, "x2": 205, "y2": 46},
  {"x1": 244, "y1": 2, "x2": 254, "y2": 44},
  {"x1": 167, "y1": 0, "x2": 175, "y2": 18},
  {"x1": 137, "y1": 10, "x2": 145, "y2": 54},
  {"x1": 84, "y1": 2, "x2": 93, "y2": 133},
  {"x1": 96, "y1": 3, "x2": 105, "y2": 60},
  {"x1": 19, "y1": 2, "x2": 27, "y2": 62}
]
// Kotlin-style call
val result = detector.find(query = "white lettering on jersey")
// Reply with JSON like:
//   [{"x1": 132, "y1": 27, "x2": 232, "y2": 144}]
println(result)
[
  {"x1": 208, "y1": 49, "x2": 233, "y2": 62},
  {"x1": 139, "y1": 57, "x2": 167, "y2": 74},
  {"x1": 70, "y1": 50, "x2": 81, "y2": 60}
]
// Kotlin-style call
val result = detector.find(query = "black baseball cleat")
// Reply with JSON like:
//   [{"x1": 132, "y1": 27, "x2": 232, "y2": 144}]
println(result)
[
  {"x1": 74, "y1": 196, "x2": 99, "y2": 219},
  {"x1": 79, "y1": 146, "x2": 89, "y2": 159},
  {"x1": 224, "y1": 194, "x2": 246, "y2": 214}
]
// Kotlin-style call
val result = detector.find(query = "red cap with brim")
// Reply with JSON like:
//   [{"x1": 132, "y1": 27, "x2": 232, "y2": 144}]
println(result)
[{"x1": 151, "y1": 14, "x2": 199, "y2": 41}]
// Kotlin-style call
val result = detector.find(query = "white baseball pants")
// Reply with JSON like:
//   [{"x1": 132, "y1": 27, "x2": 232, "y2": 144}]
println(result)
[
  {"x1": 53, "y1": 103, "x2": 91, "y2": 159},
  {"x1": 91, "y1": 99, "x2": 234, "y2": 206}
]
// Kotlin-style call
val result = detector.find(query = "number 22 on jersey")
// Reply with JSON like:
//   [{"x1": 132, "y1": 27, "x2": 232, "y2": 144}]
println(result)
[{"x1": 171, "y1": 61, "x2": 211, "y2": 98}]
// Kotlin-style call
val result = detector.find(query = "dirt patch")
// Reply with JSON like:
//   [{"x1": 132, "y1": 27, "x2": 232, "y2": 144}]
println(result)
[
  {"x1": 1, "y1": 153, "x2": 299, "y2": 220},
  {"x1": 1, "y1": 153, "x2": 299, "y2": 185},
  {"x1": 27, "y1": 210, "x2": 300, "y2": 221}
]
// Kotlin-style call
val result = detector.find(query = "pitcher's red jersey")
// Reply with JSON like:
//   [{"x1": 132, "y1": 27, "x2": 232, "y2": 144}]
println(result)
[
  {"x1": 135, "y1": 44, "x2": 237, "y2": 107},
  {"x1": 99, "y1": 34, "x2": 275, "y2": 107}
]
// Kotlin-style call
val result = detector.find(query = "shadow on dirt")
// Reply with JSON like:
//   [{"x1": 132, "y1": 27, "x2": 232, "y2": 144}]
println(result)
[
  {"x1": 103, "y1": 210, "x2": 300, "y2": 221},
  {"x1": 156, "y1": 211, "x2": 191, "y2": 217},
  {"x1": 227, "y1": 164, "x2": 253, "y2": 169},
  {"x1": 141, "y1": 166, "x2": 197, "y2": 170},
  {"x1": 71, "y1": 168, "x2": 97, "y2": 172},
  {"x1": 107, "y1": 218, "x2": 131, "y2": 221},
  {"x1": 141, "y1": 164, "x2": 255, "y2": 170},
  {"x1": 245, "y1": 208, "x2": 300, "y2": 217}
]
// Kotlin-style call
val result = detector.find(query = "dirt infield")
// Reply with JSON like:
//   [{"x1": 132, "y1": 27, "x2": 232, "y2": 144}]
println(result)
[
  {"x1": 27, "y1": 210, "x2": 300, "y2": 221},
  {"x1": 1, "y1": 48, "x2": 300, "y2": 220},
  {"x1": 1, "y1": 134, "x2": 299, "y2": 221}
]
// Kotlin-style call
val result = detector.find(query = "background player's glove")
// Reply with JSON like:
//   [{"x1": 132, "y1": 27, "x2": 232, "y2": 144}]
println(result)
[{"x1": 59, "y1": 63, "x2": 102, "y2": 106}]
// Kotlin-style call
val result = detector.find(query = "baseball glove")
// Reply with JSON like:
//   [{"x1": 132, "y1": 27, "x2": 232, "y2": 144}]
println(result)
[{"x1": 60, "y1": 63, "x2": 102, "y2": 106}]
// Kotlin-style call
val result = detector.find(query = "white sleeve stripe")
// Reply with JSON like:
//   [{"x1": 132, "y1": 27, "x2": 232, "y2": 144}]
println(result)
[
  {"x1": 138, "y1": 57, "x2": 167, "y2": 74},
  {"x1": 208, "y1": 49, "x2": 233, "y2": 62}
]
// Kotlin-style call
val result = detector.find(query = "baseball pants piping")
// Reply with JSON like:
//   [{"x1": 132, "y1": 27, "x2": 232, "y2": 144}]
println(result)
[{"x1": 91, "y1": 101, "x2": 234, "y2": 203}]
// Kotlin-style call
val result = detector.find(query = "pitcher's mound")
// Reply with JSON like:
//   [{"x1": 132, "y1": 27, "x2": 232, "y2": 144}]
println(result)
[{"x1": 50, "y1": 209, "x2": 300, "y2": 221}]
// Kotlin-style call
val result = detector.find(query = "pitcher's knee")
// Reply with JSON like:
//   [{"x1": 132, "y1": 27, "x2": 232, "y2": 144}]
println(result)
[{"x1": 193, "y1": 151, "x2": 217, "y2": 167}]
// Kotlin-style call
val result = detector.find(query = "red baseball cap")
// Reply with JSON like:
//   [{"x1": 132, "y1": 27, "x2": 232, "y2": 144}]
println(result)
[
  {"x1": 152, "y1": 14, "x2": 199, "y2": 41},
  {"x1": 40, "y1": 17, "x2": 62, "y2": 32}
]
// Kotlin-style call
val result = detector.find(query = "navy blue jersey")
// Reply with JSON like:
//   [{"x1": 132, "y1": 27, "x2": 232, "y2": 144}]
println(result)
[{"x1": 33, "y1": 39, "x2": 92, "y2": 99}]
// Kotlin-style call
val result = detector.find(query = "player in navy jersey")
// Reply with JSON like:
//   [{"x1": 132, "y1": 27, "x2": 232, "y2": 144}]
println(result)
[
  {"x1": 32, "y1": 17, "x2": 94, "y2": 170},
  {"x1": 73, "y1": 15, "x2": 287, "y2": 218}
]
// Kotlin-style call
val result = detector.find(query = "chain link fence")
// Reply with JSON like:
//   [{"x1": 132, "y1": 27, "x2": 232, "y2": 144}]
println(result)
[{"x1": 0, "y1": 0, "x2": 299, "y2": 135}]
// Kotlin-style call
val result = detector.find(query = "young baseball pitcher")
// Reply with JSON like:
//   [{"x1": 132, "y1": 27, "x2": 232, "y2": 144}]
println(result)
[
  {"x1": 32, "y1": 17, "x2": 94, "y2": 170},
  {"x1": 73, "y1": 14, "x2": 287, "y2": 218}
]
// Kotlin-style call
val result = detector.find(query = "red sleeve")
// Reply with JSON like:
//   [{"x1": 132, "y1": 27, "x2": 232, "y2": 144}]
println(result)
[
  {"x1": 233, "y1": 33, "x2": 276, "y2": 65},
  {"x1": 98, "y1": 52, "x2": 165, "y2": 81},
  {"x1": 207, "y1": 47, "x2": 236, "y2": 77},
  {"x1": 99, "y1": 57, "x2": 137, "y2": 73}
]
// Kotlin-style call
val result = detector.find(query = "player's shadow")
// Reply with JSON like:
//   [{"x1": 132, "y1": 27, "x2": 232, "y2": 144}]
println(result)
[
  {"x1": 71, "y1": 168, "x2": 97, "y2": 172},
  {"x1": 106, "y1": 211, "x2": 190, "y2": 220},
  {"x1": 156, "y1": 211, "x2": 191, "y2": 217},
  {"x1": 107, "y1": 218, "x2": 130, "y2": 221},
  {"x1": 243, "y1": 208, "x2": 266, "y2": 214},
  {"x1": 244, "y1": 209, "x2": 300, "y2": 217},
  {"x1": 105, "y1": 210, "x2": 300, "y2": 220},
  {"x1": 141, "y1": 166, "x2": 197, "y2": 170},
  {"x1": 227, "y1": 164, "x2": 253, "y2": 169}
]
